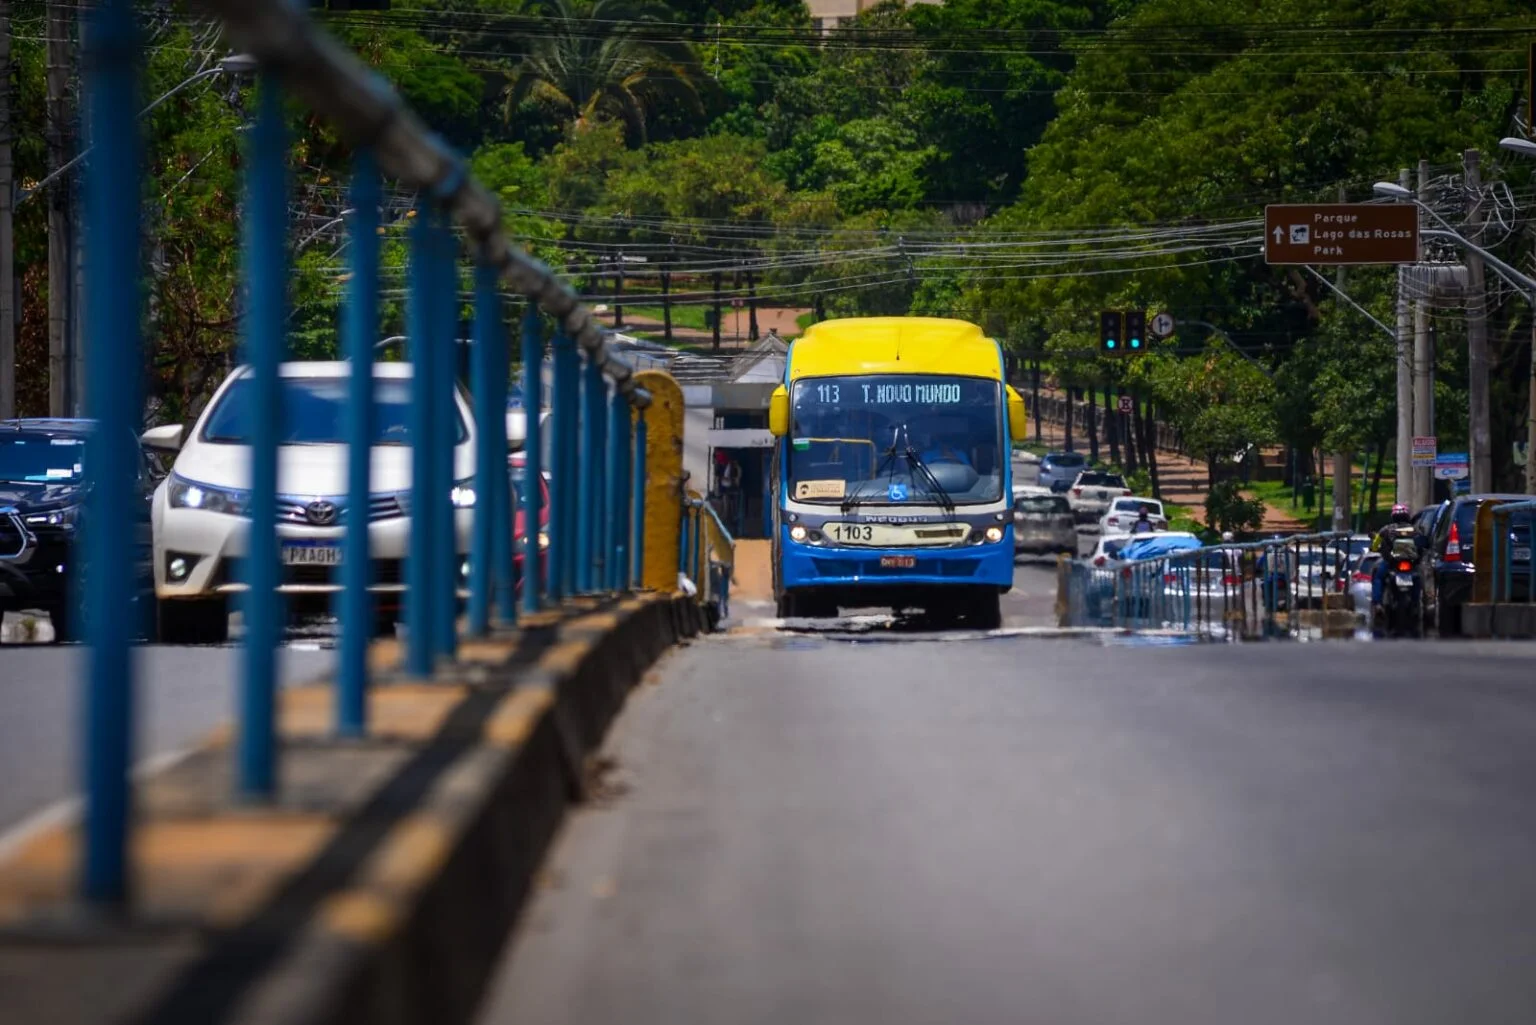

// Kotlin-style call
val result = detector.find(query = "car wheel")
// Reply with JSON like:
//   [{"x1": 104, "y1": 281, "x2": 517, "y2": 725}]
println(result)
[
  {"x1": 156, "y1": 597, "x2": 230, "y2": 644},
  {"x1": 967, "y1": 591, "x2": 1003, "y2": 631}
]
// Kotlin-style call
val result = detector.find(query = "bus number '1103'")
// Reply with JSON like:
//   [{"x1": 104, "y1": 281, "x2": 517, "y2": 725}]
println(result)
[{"x1": 830, "y1": 523, "x2": 874, "y2": 542}]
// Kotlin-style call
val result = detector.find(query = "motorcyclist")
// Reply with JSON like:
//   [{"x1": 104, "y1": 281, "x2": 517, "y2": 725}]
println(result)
[
  {"x1": 1131, "y1": 507, "x2": 1156, "y2": 534},
  {"x1": 1370, "y1": 503, "x2": 1426, "y2": 622}
]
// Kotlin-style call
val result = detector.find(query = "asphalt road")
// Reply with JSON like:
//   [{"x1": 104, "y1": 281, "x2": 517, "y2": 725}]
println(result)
[
  {"x1": 0, "y1": 646, "x2": 333, "y2": 839},
  {"x1": 478, "y1": 634, "x2": 1536, "y2": 1025}
]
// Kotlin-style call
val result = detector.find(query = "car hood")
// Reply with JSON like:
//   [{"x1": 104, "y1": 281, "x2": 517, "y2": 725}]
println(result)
[
  {"x1": 0, "y1": 479, "x2": 87, "y2": 513},
  {"x1": 171, "y1": 441, "x2": 476, "y2": 496}
]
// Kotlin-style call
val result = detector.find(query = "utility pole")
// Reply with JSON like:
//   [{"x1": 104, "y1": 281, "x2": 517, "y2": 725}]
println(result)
[
  {"x1": 45, "y1": 0, "x2": 73, "y2": 417},
  {"x1": 1331, "y1": 185, "x2": 1352, "y2": 531},
  {"x1": 1465, "y1": 149, "x2": 1492, "y2": 494},
  {"x1": 0, "y1": 0, "x2": 14, "y2": 419},
  {"x1": 1527, "y1": 312, "x2": 1536, "y2": 494},
  {"x1": 612, "y1": 251, "x2": 624, "y2": 330},
  {"x1": 1413, "y1": 160, "x2": 1435, "y2": 509},
  {"x1": 711, "y1": 271, "x2": 722, "y2": 352},
  {"x1": 1394, "y1": 167, "x2": 1413, "y2": 507}
]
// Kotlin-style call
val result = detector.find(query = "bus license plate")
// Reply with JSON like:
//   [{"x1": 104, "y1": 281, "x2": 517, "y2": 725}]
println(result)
[{"x1": 879, "y1": 555, "x2": 917, "y2": 569}]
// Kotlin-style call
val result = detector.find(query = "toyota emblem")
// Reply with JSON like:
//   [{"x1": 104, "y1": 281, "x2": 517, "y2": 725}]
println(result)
[{"x1": 305, "y1": 500, "x2": 339, "y2": 526}]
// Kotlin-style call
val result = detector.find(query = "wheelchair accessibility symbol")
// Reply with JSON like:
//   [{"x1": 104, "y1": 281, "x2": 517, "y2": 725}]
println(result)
[{"x1": 887, "y1": 482, "x2": 910, "y2": 502}]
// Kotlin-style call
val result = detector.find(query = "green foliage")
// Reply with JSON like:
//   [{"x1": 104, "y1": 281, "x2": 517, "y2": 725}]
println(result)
[{"x1": 1204, "y1": 479, "x2": 1266, "y2": 537}]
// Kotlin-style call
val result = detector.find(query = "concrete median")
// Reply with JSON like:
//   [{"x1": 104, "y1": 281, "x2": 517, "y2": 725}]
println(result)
[{"x1": 0, "y1": 594, "x2": 707, "y2": 1025}]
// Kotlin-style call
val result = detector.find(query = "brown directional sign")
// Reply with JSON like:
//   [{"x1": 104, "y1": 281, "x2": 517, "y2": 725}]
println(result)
[{"x1": 1263, "y1": 203, "x2": 1419, "y2": 265}]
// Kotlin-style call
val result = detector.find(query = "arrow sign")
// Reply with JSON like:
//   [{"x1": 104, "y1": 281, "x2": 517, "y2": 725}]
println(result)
[{"x1": 1272, "y1": 227, "x2": 1284, "y2": 245}]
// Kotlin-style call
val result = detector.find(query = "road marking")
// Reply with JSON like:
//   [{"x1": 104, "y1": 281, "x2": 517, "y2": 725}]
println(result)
[{"x1": 0, "y1": 747, "x2": 197, "y2": 863}]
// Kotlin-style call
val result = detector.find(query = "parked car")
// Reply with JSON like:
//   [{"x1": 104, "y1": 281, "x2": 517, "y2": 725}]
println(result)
[
  {"x1": 1085, "y1": 533, "x2": 1134, "y2": 567},
  {"x1": 1348, "y1": 551, "x2": 1380, "y2": 619},
  {"x1": 1099, "y1": 496, "x2": 1168, "y2": 534},
  {"x1": 1037, "y1": 451, "x2": 1087, "y2": 493},
  {"x1": 143, "y1": 361, "x2": 480, "y2": 644},
  {"x1": 1013, "y1": 491, "x2": 1077, "y2": 557},
  {"x1": 1068, "y1": 469, "x2": 1132, "y2": 524},
  {"x1": 0, "y1": 418, "x2": 156, "y2": 641},
  {"x1": 1422, "y1": 494, "x2": 1533, "y2": 636}
]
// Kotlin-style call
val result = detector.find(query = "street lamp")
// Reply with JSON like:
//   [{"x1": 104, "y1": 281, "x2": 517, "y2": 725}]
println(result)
[
  {"x1": 19, "y1": 53, "x2": 258, "y2": 206},
  {"x1": 1372, "y1": 181, "x2": 1413, "y2": 200},
  {"x1": 1499, "y1": 137, "x2": 1536, "y2": 160}
]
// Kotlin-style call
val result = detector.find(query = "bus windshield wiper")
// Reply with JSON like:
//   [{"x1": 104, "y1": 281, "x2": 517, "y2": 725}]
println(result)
[{"x1": 902, "y1": 444, "x2": 956, "y2": 514}]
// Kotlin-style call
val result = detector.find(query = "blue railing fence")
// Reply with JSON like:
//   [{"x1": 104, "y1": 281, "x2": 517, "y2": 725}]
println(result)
[
  {"x1": 1488, "y1": 500, "x2": 1536, "y2": 606},
  {"x1": 75, "y1": 0, "x2": 657, "y2": 908},
  {"x1": 1061, "y1": 532, "x2": 1362, "y2": 639}
]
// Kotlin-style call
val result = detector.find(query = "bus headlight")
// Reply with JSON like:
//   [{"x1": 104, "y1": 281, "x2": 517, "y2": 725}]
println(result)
[
  {"x1": 789, "y1": 525, "x2": 808, "y2": 543},
  {"x1": 984, "y1": 526, "x2": 1005, "y2": 543}
]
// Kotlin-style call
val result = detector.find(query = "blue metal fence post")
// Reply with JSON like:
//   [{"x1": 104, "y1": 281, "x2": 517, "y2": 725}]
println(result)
[
  {"x1": 238, "y1": 75, "x2": 289, "y2": 800},
  {"x1": 79, "y1": 0, "x2": 141, "y2": 905},
  {"x1": 548, "y1": 331, "x2": 575, "y2": 600},
  {"x1": 405, "y1": 201, "x2": 437, "y2": 677},
  {"x1": 337, "y1": 150, "x2": 379, "y2": 738},
  {"x1": 576, "y1": 353, "x2": 600, "y2": 593},
  {"x1": 608, "y1": 389, "x2": 630, "y2": 591},
  {"x1": 431, "y1": 215, "x2": 457, "y2": 661},
  {"x1": 486, "y1": 278, "x2": 516, "y2": 628},
  {"x1": 631, "y1": 412, "x2": 647, "y2": 587},
  {"x1": 520, "y1": 308, "x2": 543, "y2": 613},
  {"x1": 469, "y1": 262, "x2": 500, "y2": 637}
]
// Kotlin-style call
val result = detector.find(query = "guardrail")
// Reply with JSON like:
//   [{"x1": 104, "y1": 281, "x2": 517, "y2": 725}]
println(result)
[
  {"x1": 68, "y1": 0, "x2": 693, "y2": 912},
  {"x1": 1060, "y1": 532, "x2": 1362, "y2": 638},
  {"x1": 682, "y1": 491, "x2": 736, "y2": 622}
]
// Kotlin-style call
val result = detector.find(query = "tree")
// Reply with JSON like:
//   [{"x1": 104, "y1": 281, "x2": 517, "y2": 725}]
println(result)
[{"x1": 502, "y1": 0, "x2": 712, "y2": 143}]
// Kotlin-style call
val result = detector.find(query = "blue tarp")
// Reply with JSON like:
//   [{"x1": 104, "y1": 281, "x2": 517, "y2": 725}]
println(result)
[{"x1": 1120, "y1": 534, "x2": 1204, "y2": 561}]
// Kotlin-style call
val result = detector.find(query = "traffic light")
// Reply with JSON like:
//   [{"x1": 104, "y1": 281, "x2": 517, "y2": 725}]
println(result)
[
  {"x1": 1099, "y1": 311, "x2": 1122, "y2": 353},
  {"x1": 1125, "y1": 309, "x2": 1146, "y2": 352}
]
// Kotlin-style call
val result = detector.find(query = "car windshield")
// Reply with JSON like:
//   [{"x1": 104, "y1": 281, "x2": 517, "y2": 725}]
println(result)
[
  {"x1": 788, "y1": 374, "x2": 1002, "y2": 505},
  {"x1": 1077, "y1": 472, "x2": 1123, "y2": 487},
  {"x1": 1114, "y1": 499, "x2": 1160, "y2": 514},
  {"x1": 202, "y1": 376, "x2": 468, "y2": 446},
  {"x1": 1101, "y1": 538, "x2": 1128, "y2": 558},
  {"x1": 0, "y1": 433, "x2": 86, "y2": 483},
  {"x1": 1017, "y1": 495, "x2": 1070, "y2": 514},
  {"x1": 1047, "y1": 453, "x2": 1085, "y2": 467}
]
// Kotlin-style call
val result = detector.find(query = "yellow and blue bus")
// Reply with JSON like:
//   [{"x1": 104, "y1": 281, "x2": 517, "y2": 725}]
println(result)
[{"x1": 766, "y1": 317, "x2": 1028, "y2": 627}]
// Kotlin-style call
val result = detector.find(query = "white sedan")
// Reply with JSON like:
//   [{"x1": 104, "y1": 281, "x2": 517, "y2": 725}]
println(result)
[
  {"x1": 1099, "y1": 496, "x2": 1168, "y2": 534},
  {"x1": 142, "y1": 361, "x2": 480, "y2": 643}
]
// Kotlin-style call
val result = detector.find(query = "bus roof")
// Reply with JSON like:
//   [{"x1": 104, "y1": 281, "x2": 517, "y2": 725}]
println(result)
[{"x1": 788, "y1": 317, "x2": 1000, "y2": 380}]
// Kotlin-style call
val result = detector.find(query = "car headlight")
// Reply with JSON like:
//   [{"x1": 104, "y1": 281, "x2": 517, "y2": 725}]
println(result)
[
  {"x1": 984, "y1": 526, "x2": 1005, "y2": 543},
  {"x1": 24, "y1": 506, "x2": 80, "y2": 527},
  {"x1": 450, "y1": 479, "x2": 476, "y2": 508},
  {"x1": 789, "y1": 525, "x2": 808, "y2": 543},
  {"x1": 537, "y1": 530, "x2": 549, "y2": 550},
  {"x1": 167, "y1": 475, "x2": 248, "y2": 516}
]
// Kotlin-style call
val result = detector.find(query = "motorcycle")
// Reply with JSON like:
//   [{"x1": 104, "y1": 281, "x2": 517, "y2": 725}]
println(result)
[{"x1": 1377, "y1": 538, "x2": 1422, "y2": 639}]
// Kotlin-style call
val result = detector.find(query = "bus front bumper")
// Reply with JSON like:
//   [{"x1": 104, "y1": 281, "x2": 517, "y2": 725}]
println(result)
[{"x1": 780, "y1": 530, "x2": 1014, "y2": 591}]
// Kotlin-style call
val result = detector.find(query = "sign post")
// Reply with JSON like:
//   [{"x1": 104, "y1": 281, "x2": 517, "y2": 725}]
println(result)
[
  {"x1": 1411, "y1": 436, "x2": 1437, "y2": 469},
  {"x1": 1433, "y1": 452, "x2": 1469, "y2": 480},
  {"x1": 1263, "y1": 204, "x2": 1419, "y2": 265}
]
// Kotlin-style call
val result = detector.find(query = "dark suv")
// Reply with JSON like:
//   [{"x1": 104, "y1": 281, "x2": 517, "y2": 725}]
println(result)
[
  {"x1": 0, "y1": 419, "x2": 155, "y2": 640},
  {"x1": 1421, "y1": 494, "x2": 1533, "y2": 637}
]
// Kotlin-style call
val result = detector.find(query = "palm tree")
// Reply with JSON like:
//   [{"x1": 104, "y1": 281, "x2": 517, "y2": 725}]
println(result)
[{"x1": 504, "y1": 0, "x2": 710, "y2": 143}]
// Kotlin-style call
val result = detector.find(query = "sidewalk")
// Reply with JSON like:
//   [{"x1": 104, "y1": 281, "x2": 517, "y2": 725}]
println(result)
[
  {"x1": 1024, "y1": 389, "x2": 1308, "y2": 532},
  {"x1": 600, "y1": 307, "x2": 809, "y2": 349}
]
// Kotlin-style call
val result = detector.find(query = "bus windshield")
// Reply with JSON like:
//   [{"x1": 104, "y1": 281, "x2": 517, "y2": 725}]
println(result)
[{"x1": 788, "y1": 374, "x2": 1002, "y2": 505}]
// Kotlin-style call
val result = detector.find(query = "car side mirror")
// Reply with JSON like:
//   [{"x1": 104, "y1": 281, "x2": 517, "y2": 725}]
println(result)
[
  {"x1": 768, "y1": 386, "x2": 789, "y2": 437},
  {"x1": 140, "y1": 423, "x2": 184, "y2": 453},
  {"x1": 1006, "y1": 386, "x2": 1028, "y2": 444}
]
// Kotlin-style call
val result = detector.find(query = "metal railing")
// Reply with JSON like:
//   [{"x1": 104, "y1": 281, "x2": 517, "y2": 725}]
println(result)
[
  {"x1": 1488, "y1": 500, "x2": 1536, "y2": 605},
  {"x1": 1061, "y1": 532, "x2": 1363, "y2": 638},
  {"x1": 71, "y1": 0, "x2": 669, "y2": 910},
  {"x1": 682, "y1": 490, "x2": 736, "y2": 621}
]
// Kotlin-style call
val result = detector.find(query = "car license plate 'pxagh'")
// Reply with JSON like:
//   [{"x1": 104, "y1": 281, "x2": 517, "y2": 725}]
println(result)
[{"x1": 282, "y1": 544, "x2": 341, "y2": 567}]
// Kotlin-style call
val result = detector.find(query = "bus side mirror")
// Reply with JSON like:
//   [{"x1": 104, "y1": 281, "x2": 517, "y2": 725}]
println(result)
[
  {"x1": 1006, "y1": 386, "x2": 1028, "y2": 444},
  {"x1": 768, "y1": 386, "x2": 789, "y2": 437}
]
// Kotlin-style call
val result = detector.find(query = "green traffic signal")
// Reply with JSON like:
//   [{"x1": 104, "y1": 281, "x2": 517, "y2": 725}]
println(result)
[
  {"x1": 1099, "y1": 311, "x2": 1122, "y2": 353},
  {"x1": 1125, "y1": 310, "x2": 1146, "y2": 351}
]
